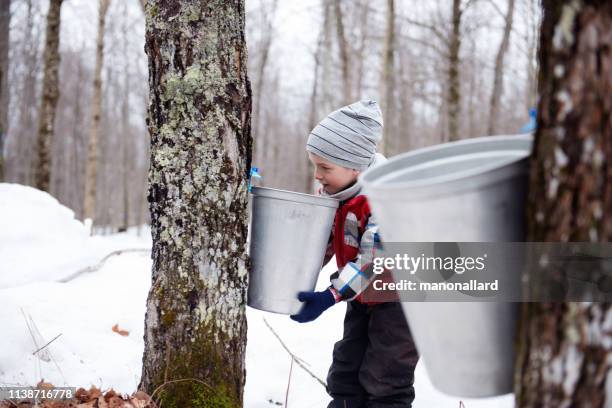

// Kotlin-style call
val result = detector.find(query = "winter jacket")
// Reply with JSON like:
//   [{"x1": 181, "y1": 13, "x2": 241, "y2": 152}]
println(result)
[{"x1": 318, "y1": 154, "x2": 396, "y2": 304}]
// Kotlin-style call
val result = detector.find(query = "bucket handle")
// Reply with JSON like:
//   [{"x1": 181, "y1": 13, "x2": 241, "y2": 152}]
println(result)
[{"x1": 248, "y1": 167, "x2": 262, "y2": 192}]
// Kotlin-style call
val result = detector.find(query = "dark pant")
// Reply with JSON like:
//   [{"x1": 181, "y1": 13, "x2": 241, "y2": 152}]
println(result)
[{"x1": 326, "y1": 301, "x2": 419, "y2": 408}]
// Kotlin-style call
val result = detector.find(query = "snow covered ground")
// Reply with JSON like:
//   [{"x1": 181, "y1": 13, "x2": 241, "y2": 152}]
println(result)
[{"x1": 0, "y1": 183, "x2": 513, "y2": 407}]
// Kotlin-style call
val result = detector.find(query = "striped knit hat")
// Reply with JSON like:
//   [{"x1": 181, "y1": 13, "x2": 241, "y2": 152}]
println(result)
[{"x1": 306, "y1": 100, "x2": 384, "y2": 171}]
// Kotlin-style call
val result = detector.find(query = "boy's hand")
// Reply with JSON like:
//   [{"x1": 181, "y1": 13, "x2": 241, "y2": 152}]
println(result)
[{"x1": 290, "y1": 289, "x2": 337, "y2": 323}]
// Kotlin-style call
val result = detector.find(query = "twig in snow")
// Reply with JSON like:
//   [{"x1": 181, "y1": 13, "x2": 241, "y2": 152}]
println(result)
[
  {"x1": 284, "y1": 357, "x2": 294, "y2": 408},
  {"x1": 20, "y1": 306, "x2": 47, "y2": 389},
  {"x1": 262, "y1": 317, "x2": 327, "y2": 388},
  {"x1": 29, "y1": 315, "x2": 66, "y2": 385},
  {"x1": 58, "y1": 247, "x2": 151, "y2": 283},
  {"x1": 20, "y1": 308, "x2": 67, "y2": 385},
  {"x1": 32, "y1": 333, "x2": 62, "y2": 355}
]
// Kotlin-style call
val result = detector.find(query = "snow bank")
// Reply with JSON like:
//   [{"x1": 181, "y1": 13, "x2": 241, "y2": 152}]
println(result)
[{"x1": 0, "y1": 183, "x2": 150, "y2": 288}]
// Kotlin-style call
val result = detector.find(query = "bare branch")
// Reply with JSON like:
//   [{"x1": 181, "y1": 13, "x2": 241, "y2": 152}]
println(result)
[
  {"x1": 398, "y1": 15, "x2": 448, "y2": 44},
  {"x1": 263, "y1": 317, "x2": 327, "y2": 388},
  {"x1": 399, "y1": 34, "x2": 449, "y2": 57},
  {"x1": 58, "y1": 247, "x2": 150, "y2": 283},
  {"x1": 484, "y1": 0, "x2": 508, "y2": 21}
]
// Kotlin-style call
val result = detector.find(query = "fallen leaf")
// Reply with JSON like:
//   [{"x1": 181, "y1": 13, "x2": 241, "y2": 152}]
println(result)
[
  {"x1": 111, "y1": 324, "x2": 130, "y2": 337},
  {"x1": 37, "y1": 378, "x2": 55, "y2": 390}
]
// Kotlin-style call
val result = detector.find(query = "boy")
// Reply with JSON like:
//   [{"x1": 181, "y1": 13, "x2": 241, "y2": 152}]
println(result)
[{"x1": 290, "y1": 100, "x2": 419, "y2": 408}]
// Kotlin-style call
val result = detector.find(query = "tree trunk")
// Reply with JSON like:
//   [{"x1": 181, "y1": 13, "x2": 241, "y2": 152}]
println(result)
[
  {"x1": 447, "y1": 0, "x2": 462, "y2": 141},
  {"x1": 0, "y1": 0, "x2": 9, "y2": 182},
  {"x1": 354, "y1": 0, "x2": 369, "y2": 99},
  {"x1": 13, "y1": 0, "x2": 38, "y2": 185},
  {"x1": 333, "y1": 0, "x2": 352, "y2": 104},
  {"x1": 397, "y1": 47, "x2": 414, "y2": 153},
  {"x1": 84, "y1": 0, "x2": 110, "y2": 223},
  {"x1": 120, "y1": 3, "x2": 130, "y2": 232},
  {"x1": 524, "y1": 0, "x2": 539, "y2": 111},
  {"x1": 252, "y1": 0, "x2": 277, "y2": 170},
  {"x1": 380, "y1": 0, "x2": 395, "y2": 156},
  {"x1": 139, "y1": 0, "x2": 252, "y2": 406},
  {"x1": 306, "y1": 3, "x2": 328, "y2": 193},
  {"x1": 487, "y1": 0, "x2": 515, "y2": 135},
  {"x1": 516, "y1": 1, "x2": 612, "y2": 406},
  {"x1": 71, "y1": 51, "x2": 84, "y2": 219},
  {"x1": 34, "y1": 0, "x2": 63, "y2": 191},
  {"x1": 321, "y1": 0, "x2": 335, "y2": 115}
]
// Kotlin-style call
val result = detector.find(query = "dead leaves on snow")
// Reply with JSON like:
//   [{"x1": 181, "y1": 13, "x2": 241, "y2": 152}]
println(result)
[{"x1": 0, "y1": 385, "x2": 157, "y2": 408}]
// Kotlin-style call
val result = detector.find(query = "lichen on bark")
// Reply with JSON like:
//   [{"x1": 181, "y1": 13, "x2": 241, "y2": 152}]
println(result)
[{"x1": 139, "y1": 1, "x2": 252, "y2": 406}]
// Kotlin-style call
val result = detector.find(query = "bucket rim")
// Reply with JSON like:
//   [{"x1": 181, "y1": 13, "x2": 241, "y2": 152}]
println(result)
[
  {"x1": 250, "y1": 186, "x2": 339, "y2": 208},
  {"x1": 360, "y1": 134, "x2": 533, "y2": 193}
]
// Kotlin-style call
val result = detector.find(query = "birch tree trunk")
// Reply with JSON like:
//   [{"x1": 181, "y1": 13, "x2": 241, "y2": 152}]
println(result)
[
  {"x1": 516, "y1": 1, "x2": 612, "y2": 406},
  {"x1": 83, "y1": 0, "x2": 110, "y2": 223},
  {"x1": 34, "y1": 0, "x2": 62, "y2": 191},
  {"x1": 0, "y1": 0, "x2": 9, "y2": 181},
  {"x1": 139, "y1": 1, "x2": 252, "y2": 406},
  {"x1": 487, "y1": 0, "x2": 515, "y2": 135}
]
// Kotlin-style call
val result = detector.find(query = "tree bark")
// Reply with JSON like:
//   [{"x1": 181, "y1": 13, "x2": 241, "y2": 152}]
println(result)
[
  {"x1": 487, "y1": 0, "x2": 515, "y2": 135},
  {"x1": 120, "y1": 2, "x2": 131, "y2": 232},
  {"x1": 12, "y1": 0, "x2": 38, "y2": 185},
  {"x1": 139, "y1": 1, "x2": 252, "y2": 406},
  {"x1": 516, "y1": 1, "x2": 612, "y2": 406},
  {"x1": 34, "y1": 0, "x2": 63, "y2": 191},
  {"x1": 447, "y1": 0, "x2": 462, "y2": 141},
  {"x1": 84, "y1": 0, "x2": 110, "y2": 223},
  {"x1": 252, "y1": 0, "x2": 277, "y2": 170},
  {"x1": 380, "y1": 0, "x2": 395, "y2": 156},
  {"x1": 70, "y1": 50, "x2": 84, "y2": 219},
  {"x1": 354, "y1": 0, "x2": 369, "y2": 99},
  {"x1": 321, "y1": 0, "x2": 335, "y2": 115},
  {"x1": 333, "y1": 0, "x2": 352, "y2": 104},
  {"x1": 397, "y1": 46, "x2": 414, "y2": 153},
  {"x1": 0, "y1": 0, "x2": 9, "y2": 182},
  {"x1": 306, "y1": 2, "x2": 329, "y2": 193},
  {"x1": 524, "y1": 0, "x2": 539, "y2": 111}
]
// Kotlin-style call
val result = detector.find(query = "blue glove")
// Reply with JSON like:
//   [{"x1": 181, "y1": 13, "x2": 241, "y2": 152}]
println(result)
[{"x1": 290, "y1": 289, "x2": 336, "y2": 323}]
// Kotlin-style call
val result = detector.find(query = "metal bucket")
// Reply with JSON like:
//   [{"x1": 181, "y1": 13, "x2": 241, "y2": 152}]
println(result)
[
  {"x1": 359, "y1": 134, "x2": 533, "y2": 397},
  {"x1": 248, "y1": 187, "x2": 338, "y2": 314}
]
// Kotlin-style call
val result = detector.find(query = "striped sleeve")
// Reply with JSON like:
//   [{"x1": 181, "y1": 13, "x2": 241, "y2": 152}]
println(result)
[{"x1": 330, "y1": 213, "x2": 383, "y2": 301}]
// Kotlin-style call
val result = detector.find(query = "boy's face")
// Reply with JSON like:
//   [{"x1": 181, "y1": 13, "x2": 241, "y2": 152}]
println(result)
[{"x1": 308, "y1": 152, "x2": 360, "y2": 194}]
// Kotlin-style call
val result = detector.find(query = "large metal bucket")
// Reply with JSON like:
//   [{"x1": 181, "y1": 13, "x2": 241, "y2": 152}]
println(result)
[
  {"x1": 248, "y1": 187, "x2": 338, "y2": 314},
  {"x1": 359, "y1": 134, "x2": 533, "y2": 397}
]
